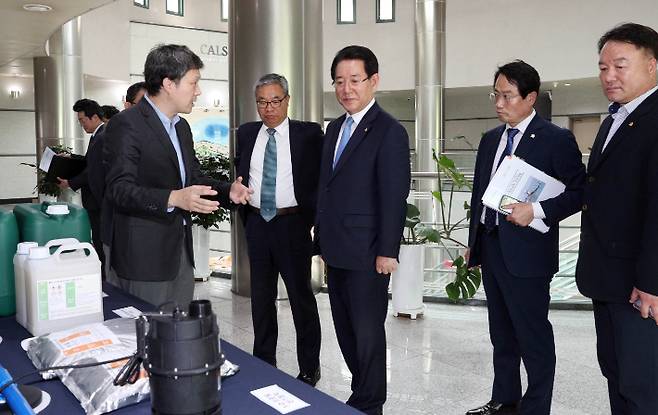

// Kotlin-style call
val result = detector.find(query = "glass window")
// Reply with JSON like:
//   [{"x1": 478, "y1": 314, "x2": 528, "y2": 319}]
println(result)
[
  {"x1": 166, "y1": 0, "x2": 183, "y2": 16},
  {"x1": 133, "y1": 0, "x2": 148, "y2": 8},
  {"x1": 376, "y1": 0, "x2": 394, "y2": 22},
  {"x1": 337, "y1": 0, "x2": 356, "y2": 24},
  {"x1": 221, "y1": 0, "x2": 229, "y2": 21}
]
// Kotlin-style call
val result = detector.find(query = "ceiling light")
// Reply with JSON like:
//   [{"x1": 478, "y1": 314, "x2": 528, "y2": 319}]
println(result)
[
  {"x1": 563, "y1": 83, "x2": 572, "y2": 86},
  {"x1": 23, "y1": 4, "x2": 52, "y2": 12}
]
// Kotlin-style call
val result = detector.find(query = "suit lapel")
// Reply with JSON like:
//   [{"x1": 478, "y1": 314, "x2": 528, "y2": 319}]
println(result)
[
  {"x1": 331, "y1": 103, "x2": 381, "y2": 177},
  {"x1": 140, "y1": 100, "x2": 182, "y2": 183},
  {"x1": 176, "y1": 119, "x2": 192, "y2": 186},
  {"x1": 591, "y1": 89, "x2": 658, "y2": 172},
  {"x1": 513, "y1": 114, "x2": 544, "y2": 159},
  {"x1": 480, "y1": 125, "x2": 505, "y2": 191},
  {"x1": 288, "y1": 120, "x2": 302, "y2": 191},
  {"x1": 241, "y1": 122, "x2": 261, "y2": 187},
  {"x1": 587, "y1": 116, "x2": 613, "y2": 171}
]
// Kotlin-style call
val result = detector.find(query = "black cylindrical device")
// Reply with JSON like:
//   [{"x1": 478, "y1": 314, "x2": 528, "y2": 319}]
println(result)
[{"x1": 145, "y1": 300, "x2": 222, "y2": 415}]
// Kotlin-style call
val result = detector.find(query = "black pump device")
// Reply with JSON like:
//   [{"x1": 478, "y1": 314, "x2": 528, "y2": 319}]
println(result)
[{"x1": 131, "y1": 300, "x2": 223, "y2": 415}]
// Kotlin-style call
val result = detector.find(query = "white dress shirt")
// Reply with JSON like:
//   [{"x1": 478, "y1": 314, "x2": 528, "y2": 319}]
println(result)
[
  {"x1": 333, "y1": 98, "x2": 377, "y2": 162},
  {"x1": 249, "y1": 117, "x2": 298, "y2": 208},
  {"x1": 480, "y1": 110, "x2": 546, "y2": 224},
  {"x1": 602, "y1": 85, "x2": 658, "y2": 152}
]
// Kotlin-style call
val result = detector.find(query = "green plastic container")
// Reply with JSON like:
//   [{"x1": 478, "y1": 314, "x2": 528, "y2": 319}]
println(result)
[
  {"x1": 13, "y1": 202, "x2": 91, "y2": 246},
  {"x1": 0, "y1": 209, "x2": 19, "y2": 316}
]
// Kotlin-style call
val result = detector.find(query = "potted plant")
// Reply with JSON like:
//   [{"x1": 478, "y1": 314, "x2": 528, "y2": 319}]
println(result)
[
  {"x1": 191, "y1": 145, "x2": 231, "y2": 280},
  {"x1": 392, "y1": 150, "x2": 482, "y2": 311},
  {"x1": 20, "y1": 145, "x2": 71, "y2": 202}
]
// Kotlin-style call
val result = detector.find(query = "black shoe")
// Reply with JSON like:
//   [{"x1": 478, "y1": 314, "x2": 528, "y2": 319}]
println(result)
[
  {"x1": 296, "y1": 367, "x2": 321, "y2": 387},
  {"x1": 465, "y1": 400, "x2": 518, "y2": 415}
]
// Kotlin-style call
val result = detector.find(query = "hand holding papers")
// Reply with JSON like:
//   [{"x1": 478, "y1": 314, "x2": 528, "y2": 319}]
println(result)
[
  {"x1": 39, "y1": 147, "x2": 86, "y2": 183},
  {"x1": 482, "y1": 155, "x2": 565, "y2": 233}
]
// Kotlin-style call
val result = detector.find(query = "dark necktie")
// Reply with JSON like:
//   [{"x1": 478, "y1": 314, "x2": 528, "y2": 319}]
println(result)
[
  {"x1": 484, "y1": 128, "x2": 520, "y2": 231},
  {"x1": 608, "y1": 102, "x2": 621, "y2": 115},
  {"x1": 260, "y1": 128, "x2": 277, "y2": 221}
]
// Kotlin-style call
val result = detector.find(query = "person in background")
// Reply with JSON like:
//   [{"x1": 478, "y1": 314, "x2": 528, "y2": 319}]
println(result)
[
  {"x1": 123, "y1": 81, "x2": 147, "y2": 109},
  {"x1": 101, "y1": 105, "x2": 119, "y2": 123}
]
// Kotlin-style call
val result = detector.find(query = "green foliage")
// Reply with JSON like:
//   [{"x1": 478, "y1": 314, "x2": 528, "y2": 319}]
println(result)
[
  {"x1": 191, "y1": 147, "x2": 231, "y2": 229},
  {"x1": 403, "y1": 149, "x2": 481, "y2": 300},
  {"x1": 20, "y1": 145, "x2": 72, "y2": 197}
]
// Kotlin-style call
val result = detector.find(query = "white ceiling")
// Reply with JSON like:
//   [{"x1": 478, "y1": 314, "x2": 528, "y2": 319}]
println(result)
[{"x1": 0, "y1": 0, "x2": 114, "y2": 69}]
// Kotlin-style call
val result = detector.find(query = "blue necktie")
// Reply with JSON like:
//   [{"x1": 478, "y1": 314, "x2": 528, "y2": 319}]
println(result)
[
  {"x1": 608, "y1": 102, "x2": 621, "y2": 115},
  {"x1": 333, "y1": 116, "x2": 354, "y2": 168},
  {"x1": 484, "y1": 128, "x2": 520, "y2": 231},
  {"x1": 260, "y1": 128, "x2": 277, "y2": 222}
]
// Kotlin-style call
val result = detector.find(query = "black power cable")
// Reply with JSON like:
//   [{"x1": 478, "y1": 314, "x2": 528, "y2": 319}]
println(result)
[{"x1": 0, "y1": 354, "x2": 133, "y2": 396}]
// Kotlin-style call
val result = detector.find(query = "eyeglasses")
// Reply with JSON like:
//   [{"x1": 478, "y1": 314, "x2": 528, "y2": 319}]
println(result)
[
  {"x1": 256, "y1": 95, "x2": 288, "y2": 109},
  {"x1": 489, "y1": 92, "x2": 521, "y2": 103},
  {"x1": 332, "y1": 77, "x2": 370, "y2": 89}
]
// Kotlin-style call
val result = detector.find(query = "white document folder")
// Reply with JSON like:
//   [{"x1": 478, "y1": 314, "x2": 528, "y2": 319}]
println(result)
[{"x1": 482, "y1": 155, "x2": 565, "y2": 234}]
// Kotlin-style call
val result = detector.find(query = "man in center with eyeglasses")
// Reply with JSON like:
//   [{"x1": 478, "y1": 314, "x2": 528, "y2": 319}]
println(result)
[
  {"x1": 235, "y1": 73, "x2": 323, "y2": 387},
  {"x1": 465, "y1": 60, "x2": 585, "y2": 415}
]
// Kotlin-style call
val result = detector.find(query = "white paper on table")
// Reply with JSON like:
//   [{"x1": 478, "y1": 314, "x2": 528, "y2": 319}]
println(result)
[
  {"x1": 112, "y1": 306, "x2": 142, "y2": 318},
  {"x1": 482, "y1": 155, "x2": 566, "y2": 234},
  {"x1": 250, "y1": 384, "x2": 310, "y2": 414},
  {"x1": 39, "y1": 147, "x2": 56, "y2": 172}
]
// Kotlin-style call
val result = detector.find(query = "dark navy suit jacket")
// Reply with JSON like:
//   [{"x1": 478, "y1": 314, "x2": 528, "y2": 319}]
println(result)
[
  {"x1": 577, "y1": 89, "x2": 658, "y2": 302},
  {"x1": 234, "y1": 119, "x2": 324, "y2": 228},
  {"x1": 315, "y1": 102, "x2": 411, "y2": 271},
  {"x1": 69, "y1": 123, "x2": 105, "y2": 212},
  {"x1": 468, "y1": 114, "x2": 585, "y2": 278}
]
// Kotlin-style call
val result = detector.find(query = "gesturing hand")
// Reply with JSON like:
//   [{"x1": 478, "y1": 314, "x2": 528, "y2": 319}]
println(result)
[
  {"x1": 230, "y1": 177, "x2": 253, "y2": 205},
  {"x1": 168, "y1": 185, "x2": 219, "y2": 214}
]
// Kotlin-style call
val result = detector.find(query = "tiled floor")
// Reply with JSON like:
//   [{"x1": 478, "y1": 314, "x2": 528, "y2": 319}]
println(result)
[{"x1": 197, "y1": 278, "x2": 610, "y2": 415}]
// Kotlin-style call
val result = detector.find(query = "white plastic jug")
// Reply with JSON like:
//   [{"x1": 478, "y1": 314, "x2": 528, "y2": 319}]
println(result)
[
  {"x1": 25, "y1": 242, "x2": 103, "y2": 336},
  {"x1": 14, "y1": 241, "x2": 38, "y2": 328}
]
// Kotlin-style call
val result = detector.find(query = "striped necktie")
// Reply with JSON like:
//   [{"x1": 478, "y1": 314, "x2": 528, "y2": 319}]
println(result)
[{"x1": 260, "y1": 128, "x2": 277, "y2": 221}]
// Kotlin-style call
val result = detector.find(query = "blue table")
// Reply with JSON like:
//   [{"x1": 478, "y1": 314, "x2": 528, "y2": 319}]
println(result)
[{"x1": 0, "y1": 283, "x2": 361, "y2": 414}]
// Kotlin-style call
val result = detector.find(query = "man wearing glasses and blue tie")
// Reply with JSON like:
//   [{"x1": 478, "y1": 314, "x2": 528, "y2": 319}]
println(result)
[
  {"x1": 465, "y1": 60, "x2": 585, "y2": 415},
  {"x1": 235, "y1": 73, "x2": 323, "y2": 387},
  {"x1": 315, "y1": 45, "x2": 410, "y2": 415}
]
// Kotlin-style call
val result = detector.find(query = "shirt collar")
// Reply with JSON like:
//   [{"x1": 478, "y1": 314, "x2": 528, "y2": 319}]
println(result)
[
  {"x1": 344, "y1": 98, "x2": 376, "y2": 126},
  {"x1": 617, "y1": 85, "x2": 658, "y2": 116},
  {"x1": 144, "y1": 94, "x2": 180, "y2": 128},
  {"x1": 506, "y1": 109, "x2": 536, "y2": 136},
  {"x1": 92, "y1": 122, "x2": 104, "y2": 136},
  {"x1": 260, "y1": 117, "x2": 289, "y2": 137}
]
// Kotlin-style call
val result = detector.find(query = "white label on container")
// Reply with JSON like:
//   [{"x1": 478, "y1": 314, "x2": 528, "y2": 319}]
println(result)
[{"x1": 37, "y1": 275, "x2": 102, "y2": 321}]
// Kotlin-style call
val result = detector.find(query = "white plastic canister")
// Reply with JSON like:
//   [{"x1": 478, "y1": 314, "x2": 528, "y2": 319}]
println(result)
[
  {"x1": 25, "y1": 242, "x2": 103, "y2": 336},
  {"x1": 14, "y1": 241, "x2": 38, "y2": 328}
]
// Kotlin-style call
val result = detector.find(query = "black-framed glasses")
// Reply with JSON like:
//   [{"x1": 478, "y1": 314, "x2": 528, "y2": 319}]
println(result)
[
  {"x1": 256, "y1": 95, "x2": 288, "y2": 109},
  {"x1": 332, "y1": 77, "x2": 371, "y2": 89},
  {"x1": 489, "y1": 91, "x2": 521, "y2": 103}
]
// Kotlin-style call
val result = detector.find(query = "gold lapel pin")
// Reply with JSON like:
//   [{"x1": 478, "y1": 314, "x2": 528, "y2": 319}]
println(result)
[
  {"x1": 628, "y1": 121, "x2": 634, "y2": 127},
  {"x1": 364, "y1": 127, "x2": 368, "y2": 132},
  {"x1": 530, "y1": 133, "x2": 535, "y2": 138}
]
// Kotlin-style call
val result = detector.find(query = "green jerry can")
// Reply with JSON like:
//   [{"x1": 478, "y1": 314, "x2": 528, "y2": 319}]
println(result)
[
  {"x1": 13, "y1": 202, "x2": 91, "y2": 245},
  {"x1": 0, "y1": 208, "x2": 19, "y2": 316}
]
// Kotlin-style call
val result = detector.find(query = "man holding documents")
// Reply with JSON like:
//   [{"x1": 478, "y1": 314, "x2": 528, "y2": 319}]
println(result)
[
  {"x1": 576, "y1": 23, "x2": 658, "y2": 414},
  {"x1": 465, "y1": 60, "x2": 585, "y2": 415}
]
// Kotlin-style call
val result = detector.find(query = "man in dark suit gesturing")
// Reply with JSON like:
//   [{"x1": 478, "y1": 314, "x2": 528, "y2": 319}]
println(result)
[
  {"x1": 235, "y1": 73, "x2": 322, "y2": 386},
  {"x1": 465, "y1": 61, "x2": 585, "y2": 415},
  {"x1": 315, "y1": 45, "x2": 410, "y2": 415},
  {"x1": 104, "y1": 44, "x2": 251, "y2": 307},
  {"x1": 576, "y1": 23, "x2": 658, "y2": 414}
]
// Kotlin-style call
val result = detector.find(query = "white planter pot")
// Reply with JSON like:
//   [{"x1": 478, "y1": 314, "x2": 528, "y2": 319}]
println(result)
[
  {"x1": 391, "y1": 244, "x2": 425, "y2": 319},
  {"x1": 192, "y1": 225, "x2": 211, "y2": 280}
]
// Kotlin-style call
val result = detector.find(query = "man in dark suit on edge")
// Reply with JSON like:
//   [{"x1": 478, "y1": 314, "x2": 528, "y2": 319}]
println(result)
[
  {"x1": 576, "y1": 23, "x2": 658, "y2": 415},
  {"x1": 57, "y1": 99, "x2": 106, "y2": 274},
  {"x1": 315, "y1": 45, "x2": 410, "y2": 415},
  {"x1": 235, "y1": 73, "x2": 323, "y2": 386},
  {"x1": 103, "y1": 44, "x2": 252, "y2": 307},
  {"x1": 465, "y1": 60, "x2": 585, "y2": 415}
]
